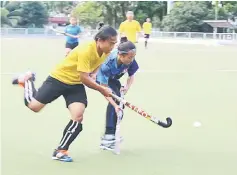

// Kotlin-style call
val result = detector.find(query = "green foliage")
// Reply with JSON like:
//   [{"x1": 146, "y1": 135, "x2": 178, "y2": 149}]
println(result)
[
  {"x1": 8, "y1": 9, "x2": 23, "y2": 16},
  {"x1": 72, "y1": 2, "x2": 102, "y2": 28},
  {"x1": 134, "y1": 1, "x2": 166, "y2": 23},
  {"x1": 222, "y1": 2, "x2": 237, "y2": 19},
  {"x1": 4, "y1": 1, "x2": 20, "y2": 11},
  {"x1": 162, "y1": 2, "x2": 211, "y2": 32},
  {"x1": 20, "y1": 2, "x2": 48, "y2": 27},
  {"x1": 135, "y1": 9, "x2": 148, "y2": 24},
  {"x1": 1, "y1": 8, "x2": 10, "y2": 26},
  {"x1": 44, "y1": 1, "x2": 74, "y2": 14},
  {"x1": 1, "y1": 1, "x2": 22, "y2": 27},
  {"x1": 100, "y1": 1, "x2": 131, "y2": 27},
  {"x1": 1, "y1": 1, "x2": 48, "y2": 27},
  {"x1": 151, "y1": 16, "x2": 162, "y2": 28},
  {"x1": 1, "y1": 7, "x2": 9, "y2": 17}
]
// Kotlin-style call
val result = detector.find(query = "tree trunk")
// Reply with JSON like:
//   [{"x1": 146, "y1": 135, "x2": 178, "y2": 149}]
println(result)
[{"x1": 114, "y1": 8, "x2": 118, "y2": 28}]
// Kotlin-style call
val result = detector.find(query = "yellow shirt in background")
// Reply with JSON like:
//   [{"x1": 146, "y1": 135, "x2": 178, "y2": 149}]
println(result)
[
  {"x1": 143, "y1": 22, "x2": 152, "y2": 34},
  {"x1": 119, "y1": 20, "x2": 141, "y2": 43}
]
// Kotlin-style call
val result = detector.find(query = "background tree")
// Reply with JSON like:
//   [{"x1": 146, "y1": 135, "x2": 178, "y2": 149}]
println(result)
[
  {"x1": 161, "y1": 1, "x2": 211, "y2": 32},
  {"x1": 0, "y1": 1, "x2": 23, "y2": 27},
  {"x1": 44, "y1": 1, "x2": 74, "y2": 15},
  {"x1": 100, "y1": 1, "x2": 134, "y2": 28},
  {"x1": 1, "y1": 1, "x2": 236, "y2": 31},
  {"x1": 72, "y1": 1, "x2": 103, "y2": 28},
  {"x1": 19, "y1": 2, "x2": 48, "y2": 27},
  {"x1": 134, "y1": 1, "x2": 166, "y2": 24}
]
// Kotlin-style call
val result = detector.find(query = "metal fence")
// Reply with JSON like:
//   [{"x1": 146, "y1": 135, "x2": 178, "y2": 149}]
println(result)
[{"x1": 1, "y1": 28, "x2": 237, "y2": 40}]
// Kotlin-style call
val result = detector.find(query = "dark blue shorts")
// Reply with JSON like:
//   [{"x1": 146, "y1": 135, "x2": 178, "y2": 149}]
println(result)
[
  {"x1": 65, "y1": 42, "x2": 78, "y2": 49},
  {"x1": 144, "y1": 34, "x2": 150, "y2": 39}
]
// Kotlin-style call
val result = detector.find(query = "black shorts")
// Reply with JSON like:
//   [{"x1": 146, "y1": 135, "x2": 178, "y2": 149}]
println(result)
[
  {"x1": 65, "y1": 42, "x2": 78, "y2": 49},
  {"x1": 144, "y1": 34, "x2": 150, "y2": 39},
  {"x1": 35, "y1": 76, "x2": 87, "y2": 108}
]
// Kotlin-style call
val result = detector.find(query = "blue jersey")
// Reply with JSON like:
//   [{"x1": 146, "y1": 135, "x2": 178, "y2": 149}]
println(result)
[
  {"x1": 65, "y1": 25, "x2": 81, "y2": 44},
  {"x1": 96, "y1": 49, "x2": 139, "y2": 85}
]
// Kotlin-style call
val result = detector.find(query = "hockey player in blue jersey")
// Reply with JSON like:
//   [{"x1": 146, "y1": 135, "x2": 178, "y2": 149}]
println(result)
[{"x1": 96, "y1": 37, "x2": 139, "y2": 150}]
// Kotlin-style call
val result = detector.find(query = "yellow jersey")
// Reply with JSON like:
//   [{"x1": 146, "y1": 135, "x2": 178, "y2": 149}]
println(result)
[
  {"x1": 119, "y1": 20, "x2": 141, "y2": 43},
  {"x1": 50, "y1": 41, "x2": 109, "y2": 85},
  {"x1": 143, "y1": 22, "x2": 152, "y2": 34}
]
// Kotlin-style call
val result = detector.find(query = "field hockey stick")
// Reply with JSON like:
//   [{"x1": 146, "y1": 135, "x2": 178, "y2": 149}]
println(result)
[
  {"x1": 47, "y1": 26, "x2": 65, "y2": 35},
  {"x1": 110, "y1": 93, "x2": 172, "y2": 128},
  {"x1": 114, "y1": 91, "x2": 124, "y2": 155}
]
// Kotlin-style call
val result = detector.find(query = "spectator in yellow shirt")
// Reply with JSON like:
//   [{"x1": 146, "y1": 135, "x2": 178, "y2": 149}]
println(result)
[
  {"x1": 119, "y1": 11, "x2": 142, "y2": 43},
  {"x1": 142, "y1": 18, "x2": 152, "y2": 48}
]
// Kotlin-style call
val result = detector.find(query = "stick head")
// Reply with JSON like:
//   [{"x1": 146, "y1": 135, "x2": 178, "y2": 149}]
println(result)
[{"x1": 158, "y1": 117, "x2": 172, "y2": 128}]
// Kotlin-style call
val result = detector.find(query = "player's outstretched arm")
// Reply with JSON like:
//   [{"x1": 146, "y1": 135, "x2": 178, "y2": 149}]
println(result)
[
  {"x1": 122, "y1": 60, "x2": 139, "y2": 94},
  {"x1": 122, "y1": 75, "x2": 135, "y2": 94}
]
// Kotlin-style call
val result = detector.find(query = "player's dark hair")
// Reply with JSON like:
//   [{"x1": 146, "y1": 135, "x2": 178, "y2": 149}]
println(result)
[
  {"x1": 118, "y1": 41, "x2": 136, "y2": 55},
  {"x1": 98, "y1": 22, "x2": 105, "y2": 30},
  {"x1": 94, "y1": 26, "x2": 117, "y2": 41},
  {"x1": 120, "y1": 36, "x2": 128, "y2": 43}
]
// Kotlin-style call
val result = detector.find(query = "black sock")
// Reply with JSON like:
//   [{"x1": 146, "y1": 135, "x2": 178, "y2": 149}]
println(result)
[
  {"x1": 57, "y1": 120, "x2": 82, "y2": 150},
  {"x1": 145, "y1": 41, "x2": 148, "y2": 47},
  {"x1": 24, "y1": 79, "x2": 37, "y2": 106}
]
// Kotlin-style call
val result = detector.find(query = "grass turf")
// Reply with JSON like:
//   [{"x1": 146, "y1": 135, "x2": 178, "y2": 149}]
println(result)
[{"x1": 1, "y1": 37, "x2": 237, "y2": 175}]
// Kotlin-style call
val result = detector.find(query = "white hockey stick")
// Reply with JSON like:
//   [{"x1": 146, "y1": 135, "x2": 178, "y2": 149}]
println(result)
[{"x1": 114, "y1": 90, "x2": 124, "y2": 155}]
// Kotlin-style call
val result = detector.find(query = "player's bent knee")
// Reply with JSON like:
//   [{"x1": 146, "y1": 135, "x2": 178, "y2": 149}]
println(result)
[
  {"x1": 73, "y1": 115, "x2": 83, "y2": 122},
  {"x1": 68, "y1": 102, "x2": 86, "y2": 122},
  {"x1": 27, "y1": 99, "x2": 45, "y2": 113}
]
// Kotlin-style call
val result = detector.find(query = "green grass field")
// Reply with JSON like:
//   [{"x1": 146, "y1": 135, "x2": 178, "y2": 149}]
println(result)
[{"x1": 1, "y1": 37, "x2": 237, "y2": 175}]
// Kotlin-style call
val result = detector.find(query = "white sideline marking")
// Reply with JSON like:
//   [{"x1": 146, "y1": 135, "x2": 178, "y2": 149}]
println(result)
[{"x1": 2, "y1": 38, "x2": 18, "y2": 40}]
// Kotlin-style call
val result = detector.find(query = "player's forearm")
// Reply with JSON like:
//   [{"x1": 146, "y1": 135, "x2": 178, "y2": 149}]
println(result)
[
  {"x1": 80, "y1": 72, "x2": 103, "y2": 92},
  {"x1": 126, "y1": 75, "x2": 135, "y2": 90},
  {"x1": 89, "y1": 66, "x2": 100, "y2": 80},
  {"x1": 105, "y1": 96, "x2": 118, "y2": 108}
]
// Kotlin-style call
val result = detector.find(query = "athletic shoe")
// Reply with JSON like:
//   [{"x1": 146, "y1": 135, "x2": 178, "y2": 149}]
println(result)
[
  {"x1": 100, "y1": 134, "x2": 123, "y2": 151},
  {"x1": 52, "y1": 149, "x2": 73, "y2": 162},
  {"x1": 12, "y1": 71, "x2": 35, "y2": 86}
]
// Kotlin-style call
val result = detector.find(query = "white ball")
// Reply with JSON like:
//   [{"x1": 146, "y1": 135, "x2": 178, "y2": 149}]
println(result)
[{"x1": 193, "y1": 121, "x2": 202, "y2": 127}]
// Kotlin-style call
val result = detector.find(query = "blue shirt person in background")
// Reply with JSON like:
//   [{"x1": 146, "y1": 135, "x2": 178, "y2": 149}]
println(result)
[
  {"x1": 96, "y1": 38, "x2": 139, "y2": 150},
  {"x1": 64, "y1": 16, "x2": 82, "y2": 55}
]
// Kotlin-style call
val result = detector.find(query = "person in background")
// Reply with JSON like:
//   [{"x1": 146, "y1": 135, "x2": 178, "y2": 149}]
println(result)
[
  {"x1": 142, "y1": 18, "x2": 152, "y2": 48},
  {"x1": 118, "y1": 11, "x2": 142, "y2": 43},
  {"x1": 64, "y1": 16, "x2": 82, "y2": 55}
]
